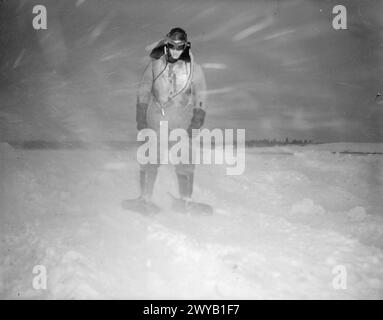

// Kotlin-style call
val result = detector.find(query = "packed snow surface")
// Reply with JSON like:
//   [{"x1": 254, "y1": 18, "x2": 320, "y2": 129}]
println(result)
[{"x1": 1, "y1": 142, "x2": 382, "y2": 299}]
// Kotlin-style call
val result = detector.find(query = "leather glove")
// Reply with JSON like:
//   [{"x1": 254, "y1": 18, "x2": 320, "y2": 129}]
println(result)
[
  {"x1": 136, "y1": 102, "x2": 148, "y2": 130},
  {"x1": 187, "y1": 108, "x2": 206, "y2": 137}
]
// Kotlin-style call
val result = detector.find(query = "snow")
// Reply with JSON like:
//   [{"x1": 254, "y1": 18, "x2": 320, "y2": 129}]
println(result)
[{"x1": 1, "y1": 142, "x2": 382, "y2": 299}]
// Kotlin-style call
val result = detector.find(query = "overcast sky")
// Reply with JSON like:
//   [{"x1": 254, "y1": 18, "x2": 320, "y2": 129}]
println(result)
[
  {"x1": 0, "y1": 0, "x2": 382, "y2": 142},
  {"x1": 175, "y1": 0, "x2": 382, "y2": 142}
]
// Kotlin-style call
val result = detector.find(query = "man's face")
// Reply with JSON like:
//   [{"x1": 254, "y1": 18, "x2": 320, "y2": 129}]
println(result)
[{"x1": 167, "y1": 41, "x2": 186, "y2": 60}]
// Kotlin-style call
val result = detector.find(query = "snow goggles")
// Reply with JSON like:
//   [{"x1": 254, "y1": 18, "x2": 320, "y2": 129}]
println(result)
[{"x1": 167, "y1": 41, "x2": 187, "y2": 51}]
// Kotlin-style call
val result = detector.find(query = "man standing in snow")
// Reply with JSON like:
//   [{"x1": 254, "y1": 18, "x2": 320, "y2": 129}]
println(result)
[{"x1": 125, "y1": 27, "x2": 208, "y2": 214}]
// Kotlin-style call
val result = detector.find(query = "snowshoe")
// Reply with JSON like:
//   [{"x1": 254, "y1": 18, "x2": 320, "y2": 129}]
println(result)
[
  {"x1": 121, "y1": 197, "x2": 160, "y2": 216},
  {"x1": 168, "y1": 193, "x2": 213, "y2": 216}
]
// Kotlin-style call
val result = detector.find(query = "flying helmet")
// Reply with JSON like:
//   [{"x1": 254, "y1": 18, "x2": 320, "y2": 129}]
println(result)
[{"x1": 165, "y1": 27, "x2": 191, "y2": 51}]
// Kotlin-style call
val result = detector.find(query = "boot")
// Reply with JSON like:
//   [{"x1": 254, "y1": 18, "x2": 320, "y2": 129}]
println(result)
[
  {"x1": 122, "y1": 169, "x2": 159, "y2": 214},
  {"x1": 177, "y1": 173, "x2": 193, "y2": 199},
  {"x1": 174, "y1": 173, "x2": 194, "y2": 212},
  {"x1": 140, "y1": 169, "x2": 158, "y2": 201}
]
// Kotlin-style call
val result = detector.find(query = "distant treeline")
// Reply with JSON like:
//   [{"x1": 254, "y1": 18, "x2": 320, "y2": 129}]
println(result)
[
  {"x1": 204, "y1": 138, "x2": 315, "y2": 148},
  {"x1": 245, "y1": 138, "x2": 314, "y2": 147}
]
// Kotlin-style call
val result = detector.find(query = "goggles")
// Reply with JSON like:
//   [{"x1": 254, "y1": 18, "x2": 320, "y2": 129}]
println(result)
[{"x1": 167, "y1": 41, "x2": 187, "y2": 51}]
